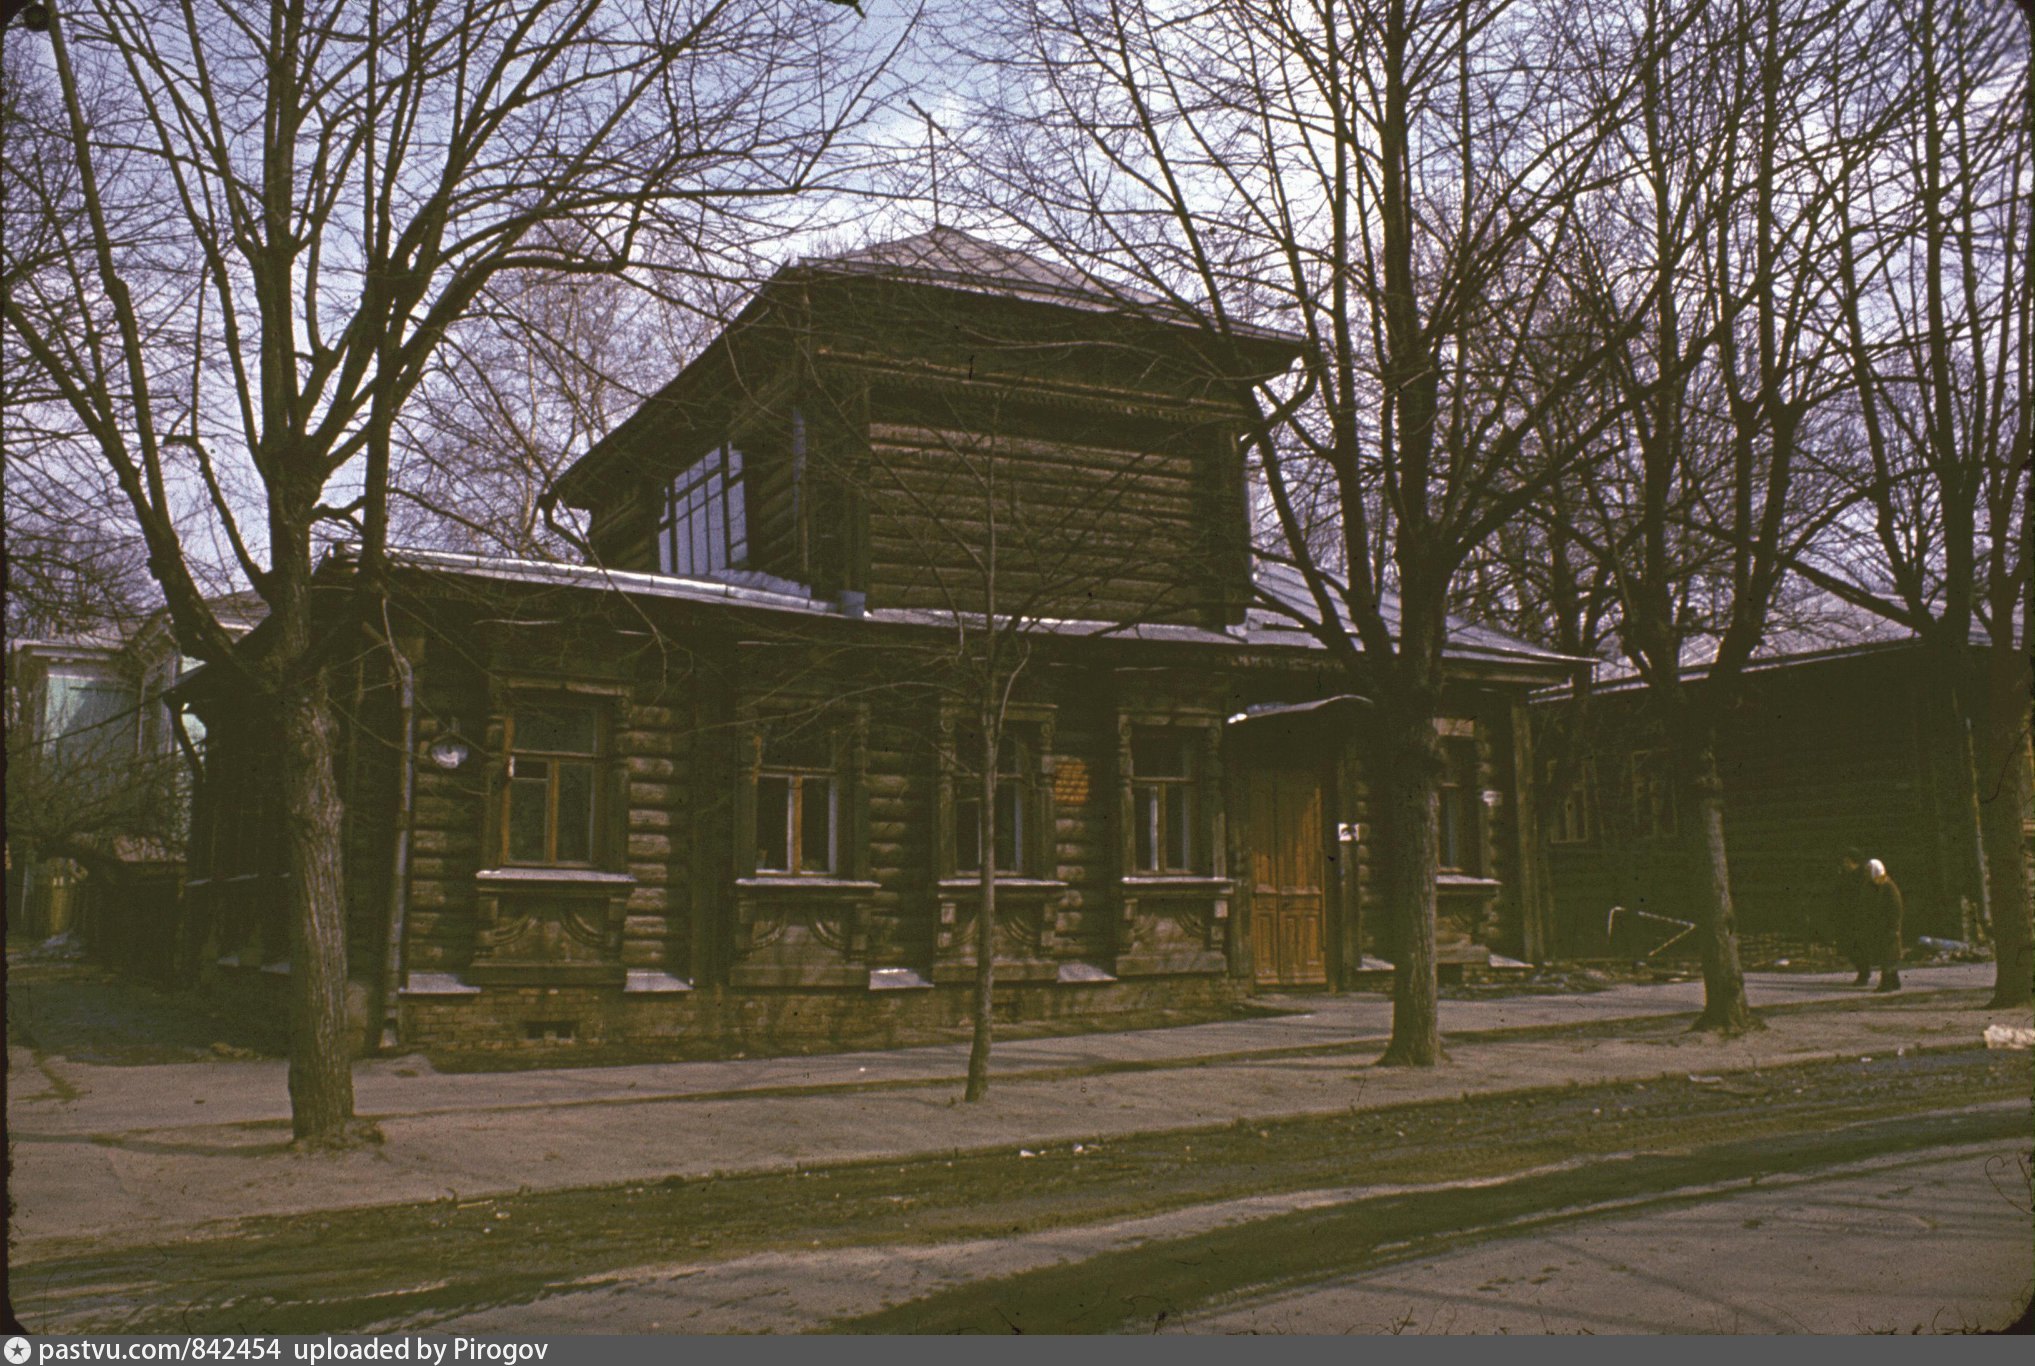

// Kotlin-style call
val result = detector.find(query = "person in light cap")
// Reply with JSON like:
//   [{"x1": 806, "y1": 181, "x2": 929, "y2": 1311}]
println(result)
[{"x1": 1861, "y1": 855, "x2": 1905, "y2": 991}]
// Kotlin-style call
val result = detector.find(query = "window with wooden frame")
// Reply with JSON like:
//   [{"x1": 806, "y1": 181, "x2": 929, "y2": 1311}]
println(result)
[
  {"x1": 1629, "y1": 749, "x2": 1678, "y2": 839},
  {"x1": 1545, "y1": 758, "x2": 1597, "y2": 845},
  {"x1": 1130, "y1": 727, "x2": 1201, "y2": 874},
  {"x1": 503, "y1": 703, "x2": 604, "y2": 866},
  {"x1": 1437, "y1": 735, "x2": 1482, "y2": 873},
  {"x1": 953, "y1": 732, "x2": 1028, "y2": 877},
  {"x1": 754, "y1": 725, "x2": 837, "y2": 875},
  {"x1": 657, "y1": 443, "x2": 747, "y2": 578}
]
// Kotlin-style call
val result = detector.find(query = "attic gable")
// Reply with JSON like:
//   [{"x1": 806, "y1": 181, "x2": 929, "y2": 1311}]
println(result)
[{"x1": 552, "y1": 230, "x2": 1300, "y2": 512}]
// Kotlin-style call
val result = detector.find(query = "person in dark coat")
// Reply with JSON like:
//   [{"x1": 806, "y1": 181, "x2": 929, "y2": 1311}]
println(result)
[
  {"x1": 1830, "y1": 849, "x2": 1875, "y2": 985},
  {"x1": 1863, "y1": 857, "x2": 1906, "y2": 992}
]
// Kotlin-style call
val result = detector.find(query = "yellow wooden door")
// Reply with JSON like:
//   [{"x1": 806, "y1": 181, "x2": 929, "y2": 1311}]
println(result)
[{"x1": 1248, "y1": 765, "x2": 1327, "y2": 986}]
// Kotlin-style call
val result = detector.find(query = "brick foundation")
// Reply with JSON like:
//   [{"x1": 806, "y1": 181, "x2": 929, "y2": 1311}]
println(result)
[{"x1": 397, "y1": 974, "x2": 1244, "y2": 1058}]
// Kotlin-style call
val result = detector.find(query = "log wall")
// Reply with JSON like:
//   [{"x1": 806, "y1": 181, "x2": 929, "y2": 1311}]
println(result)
[{"x1": 1544, "y1": 650, "x2": 1967, "y2": 957}]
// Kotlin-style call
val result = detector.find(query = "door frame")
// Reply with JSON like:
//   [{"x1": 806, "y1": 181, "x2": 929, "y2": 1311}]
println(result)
[{"x1": 1232, "y1": 713, "x2": 1352, "y2": 989}]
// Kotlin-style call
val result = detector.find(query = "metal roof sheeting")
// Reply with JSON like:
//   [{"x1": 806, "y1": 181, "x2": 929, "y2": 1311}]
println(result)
[{"x1": 333, "y1": 545, "x2": 1577, "y2": 679}]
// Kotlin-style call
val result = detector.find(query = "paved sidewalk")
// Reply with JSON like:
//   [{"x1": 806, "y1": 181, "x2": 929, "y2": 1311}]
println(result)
[{"x1": 7, "y1": 964, "x2": 2026, "y2": 1259}]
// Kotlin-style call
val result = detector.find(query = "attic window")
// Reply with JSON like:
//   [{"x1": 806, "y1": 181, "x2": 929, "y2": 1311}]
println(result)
[{"x1": 658, "y1": 444, "x2": 747, "y2": 577}]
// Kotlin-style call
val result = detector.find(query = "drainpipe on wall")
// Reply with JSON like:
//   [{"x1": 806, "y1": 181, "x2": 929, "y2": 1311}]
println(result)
[
  {"x1": 1961, "y1": 713, "x2": 1992, "y2": 945},
  {"x1": 381, "y1": 637, "x2": 417, "y2": 1053},
  {"x1": 16, "y1": 851, "x2": 33, "y2": 941}
]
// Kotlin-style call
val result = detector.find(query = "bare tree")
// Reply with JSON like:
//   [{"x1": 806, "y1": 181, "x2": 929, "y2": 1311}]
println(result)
[
  {"x1": 2, "y1": 457, "x2": 160, "y2": 639},
  {"x1": 1, "y1": 0, "x2": 896, "y2": 1142},
  {"x1": 968, "y1": 0, "x2": 1655, "y2": 1063},
  {"x1": 1549, "y1": 0, "x2": 1896, "y2": 1031},
  {"x1": 391, "y1": 257, "x2": 729, "y2": 560},
  {"x1": 2, "y1": 47, "x2": 162, "y2": 641},
  {"x1": 1457, "y1": 396, "x2": 1623, "y2": 951},
  {"x1": 1792, "y1": 0, "x2": 2031, "y2": 1005}
]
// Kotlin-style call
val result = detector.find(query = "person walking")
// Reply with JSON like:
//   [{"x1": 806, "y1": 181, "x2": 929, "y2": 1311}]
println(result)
[
  {"x1": 1863, "y1": 856, "x2": 1906, "y2": 992},
  {"x1": 1830, "y1": 850, "x2": 1875, "y2": 985}
]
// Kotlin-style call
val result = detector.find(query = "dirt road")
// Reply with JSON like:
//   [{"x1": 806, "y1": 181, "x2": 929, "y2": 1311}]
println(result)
[
  {"x1": 12, "y1": 1048, "x2": 2028, "y2": 1334},
  {"x1": 1170, "y1": 1143, "x2": 2029, "y2": 1334}
]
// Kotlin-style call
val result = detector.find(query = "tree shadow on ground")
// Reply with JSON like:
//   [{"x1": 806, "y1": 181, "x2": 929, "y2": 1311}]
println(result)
[{"x1": 5, "y1": 947, "x2": 288, "y2": 1064}]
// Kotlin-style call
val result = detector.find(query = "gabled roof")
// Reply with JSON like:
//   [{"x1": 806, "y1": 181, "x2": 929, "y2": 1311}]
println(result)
[{"x1": 128, "y1": 591, "x2": 268, "y2": 651}]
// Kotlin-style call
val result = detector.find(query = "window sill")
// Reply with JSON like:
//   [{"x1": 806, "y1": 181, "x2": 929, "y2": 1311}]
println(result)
[
  {"x1": 1436, "y1": 874, "x2": 1502, "y2": 891},
  {"x1": 1121, "y1": 874, "x2": 1230, "y2": 890},
  {"x1": 623, "y1": 969, "x2": 693, "y2": 994},
  {"x1": 476, "y1": 868, "x2": 636, "y2": 887},
  {"x1": 736, "y1": 876, "x2": 880, "y2": 893},
  {"x1": 937, "y1": 877, "x2": 1068, "y2": 892},
  {"x1": 401, "y1": 971, "x2": 482, "y2": 997},
  {"x1": 1056, "y1": 961, "x2": 1117, "y2": 985}
]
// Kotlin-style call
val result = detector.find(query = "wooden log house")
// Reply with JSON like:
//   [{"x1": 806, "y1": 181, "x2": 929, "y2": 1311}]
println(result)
[
  {"x1": 181, "y1": 231, "x2": 1575, "y2": 1053},
  {"x1": 1535, "y1": 632, "x2": 2011, "y2": 960}
]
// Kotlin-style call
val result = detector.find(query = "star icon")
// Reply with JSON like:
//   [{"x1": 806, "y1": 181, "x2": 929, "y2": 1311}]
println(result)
[{"x1": 5, "y1": 1338, "x2": 32, "y2": 1365}]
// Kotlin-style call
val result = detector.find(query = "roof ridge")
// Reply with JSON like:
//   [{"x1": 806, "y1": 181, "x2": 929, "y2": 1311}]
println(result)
[{"x1": 799, "y1": 227, "x2": 1160, "y2": 307}]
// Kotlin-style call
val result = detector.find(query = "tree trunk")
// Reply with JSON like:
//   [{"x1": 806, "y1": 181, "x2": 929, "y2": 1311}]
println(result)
[
  {"x1": 1921, "y1": 645, "x2": 1991, "y2": 943},
  {"x1": 964, "y1": 751, "x2": 997, "y2": 1102},
  {"x1": 1980, "y1": 647, "x2": 2033, "y2": 1009},
  {"x1": 1377, "y1": 709, "x2": 1444, "y2": 1067},
  {"x1": 276, "y1": 670, "x2": 363, "y2": 1143},
  {"x1": 1685, "y1": 736, "x2": 1760, "y2": 1034}
]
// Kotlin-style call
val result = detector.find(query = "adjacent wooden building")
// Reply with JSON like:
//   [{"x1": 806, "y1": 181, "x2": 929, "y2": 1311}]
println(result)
[
  {"x1": 1535, "y1": 635, "x2": 2001, "y2": 959},
  {"x1": 182, "y1": 231, "x2": 1574, "y2": 1052}
]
